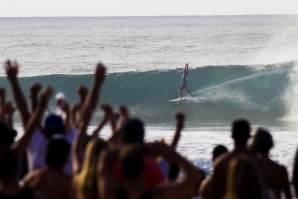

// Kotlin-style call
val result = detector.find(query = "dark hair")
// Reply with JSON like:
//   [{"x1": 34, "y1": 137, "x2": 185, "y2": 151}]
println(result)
[
  {"x1": 119, "y1": 146, "x2": 144, "y2": 179},
  {"x1": 232, "y1": 119, "x2": 251, "y2": 144},
  {"x1": 0, "y1": 121, "x2": 17, "y2": 148},
  {"x1": 0, "y1": 148, "x2": 17, "y2": 179},
  {"x1": 168, "y1": 162, "x2": 180, "y2": 181},
  {"x1": 250, "y1": 128, "x2": 273, "y2": 153},
  {"x1": 123, "y1": 118, "x2": 145, "y2": 143},
  {"x1": 212, "y1": 145, "x2": 228, "y2": 161},
  {"x1": 46, "y1": 139, "x2": 70, "y2": 170}
]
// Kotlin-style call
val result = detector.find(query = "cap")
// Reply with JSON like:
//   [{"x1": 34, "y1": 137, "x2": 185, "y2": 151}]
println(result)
[{"x1": 44, "y1": 114, "x2": 64, "y2": 136}]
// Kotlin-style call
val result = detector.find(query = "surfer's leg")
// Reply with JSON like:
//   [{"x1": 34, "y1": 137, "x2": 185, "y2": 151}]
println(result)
[
  {"x1": 179, "y1": 89, "x2": 182, "y2": 99},
  {"x1": 185, "y1": 87, "x2": 193, "y2": 96}
]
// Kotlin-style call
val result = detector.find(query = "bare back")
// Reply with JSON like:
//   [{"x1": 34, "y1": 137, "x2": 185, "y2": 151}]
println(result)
[
  {"x1": 23, "y1": 167, "x2": 72, "y2": 199},
  {"x1": 258, "y1": 157, "x2": 291, "y2": 199},
  {"x1": 211, "y1": 149, "x2": 264, "y2": 199}
]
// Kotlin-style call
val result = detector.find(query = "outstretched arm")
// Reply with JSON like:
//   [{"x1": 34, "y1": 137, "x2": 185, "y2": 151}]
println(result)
[
  {"x1": 4, "y1": 60, "x2": 30, "y2": 127},
  {"x1": 170, "y1": 112, "x2": 185, "y2": 148},
  {"x1": 108, "y1": 105, "x2": 130, "y2": 146},
  {"x1": 147, "y1": 142, "x2": 202, "y2": 199},
  {"x1": 91, "y1": 103, "x2": 115, "y2": 138},
  {"x1": 12, "y1": 85, "x2": 53, "y2": 159},
  {"x1": 184, "y1": 63, "x2": 188, "y2": 71},
  {"x1": 72, "y1": 63, "x2": 106, "y2": 174},
  {"x1": 29, "y1": 83, "x2": 42, "y2": 113}
]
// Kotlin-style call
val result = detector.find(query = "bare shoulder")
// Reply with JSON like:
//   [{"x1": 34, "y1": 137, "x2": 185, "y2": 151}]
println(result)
[
  {"x1": 22, "y1": 168, "x2": 46, "y2": 187},
  {"x1": 199, "y1": 176, "x2": 212, "y2": 196},
  {"x1": 214, "y1": 152, "x2": 231, "y2": 167}
]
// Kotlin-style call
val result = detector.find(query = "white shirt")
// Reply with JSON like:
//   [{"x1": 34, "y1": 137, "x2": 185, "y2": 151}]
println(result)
[{"x1": 27, "y1": 128, "x2": 77, "y2": 175}]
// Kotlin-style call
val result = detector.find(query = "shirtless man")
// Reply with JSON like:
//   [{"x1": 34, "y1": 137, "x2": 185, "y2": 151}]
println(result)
[
  {"x1": 210, "y1": 119, "x2": 266, "y2": 199},
  {"x1": 179, "y1": 63, "x2": 194, "y2": 99},
  {"x1": 23, "y1": 138, "x2": 73, "y2": 199}
]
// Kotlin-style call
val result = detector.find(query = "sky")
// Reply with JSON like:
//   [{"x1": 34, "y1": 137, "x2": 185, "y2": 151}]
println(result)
[{"x1": 1, "y1": 0, "x2": 298, "y2": 17}]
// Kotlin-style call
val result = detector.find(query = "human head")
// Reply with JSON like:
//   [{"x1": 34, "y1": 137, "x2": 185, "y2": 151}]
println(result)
[
  {"x1": 76, "y1": 138, "x2": 108, "y2": 199},
  {"x1": 250, "y1": 128, "x2": 273, "y2": 154},
  {"x1": 46, "y1": 138, "x2": 70, "y2": 170},
  {"x1": 0, "y1": 148, "x2": 18, "y2": 179},
  {"x1": 44, "y1": 114, "x2": 65, "y2": 136},
  {"x1": 212, "y1": 145, "x2": 228, "y2": 162},
  {"x1": 224, "y1": 155, "x2": 262, "y2": 199},
  {"x1": 119, "y1": 146, "x2": 144, "y2": 180},
  {"x1": 0, "y1": 121, "x2": 17, "y2": 148},
  {"x1": 123, "y1": 118, "x2": 145, "y2": 144},
  {"x1": 231, "y1": 119, "x2": 251, "y2": 144}
]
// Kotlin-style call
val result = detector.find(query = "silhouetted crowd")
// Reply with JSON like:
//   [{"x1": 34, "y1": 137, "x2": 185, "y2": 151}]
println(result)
[{"x1": 1, "y1": 60, "x2": 298, "y2": 199}]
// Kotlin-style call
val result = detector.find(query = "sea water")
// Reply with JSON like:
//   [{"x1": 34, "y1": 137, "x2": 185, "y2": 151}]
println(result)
[{"x1": 1, "y1": 16, "x2": 298, "y2": 176}]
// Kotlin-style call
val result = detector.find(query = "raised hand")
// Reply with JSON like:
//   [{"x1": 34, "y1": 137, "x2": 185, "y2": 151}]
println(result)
[
  {"x1": 175, "y1": 112, "x2": 185, "y2": 124},
  {"x1": 95, "y1": 62, "x2": 106, "y2": 83},
  {"x1": 2, "y1": 101, "x2": 16, "y2": 115},
  {"x1": 119, "y1": 105, "x2": 130, "y2": 121},
  {"x1": 30, "y1": 83, "x2": 42, "y2": 95},
  {"x1": 100, "y1": 103, "x2": 113, "y2": 116},
  {"x1": 40, "y1": 85, "x2": 53, "y2": 107},
  {"x1": 4, "y1": 60, "x2": 19, "y2": 79},
  {"x1": 77, "y1": 85, "x2": 89, "y2": 102}
]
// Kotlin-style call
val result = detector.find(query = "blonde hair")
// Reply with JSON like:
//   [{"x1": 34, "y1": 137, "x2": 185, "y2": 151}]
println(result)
[
  {"x1": 75, "y1": 138, "x2": 108, "y2": 199},
  {"x1": 224, "y1": 155, "x2": 262, "y2": 199}
]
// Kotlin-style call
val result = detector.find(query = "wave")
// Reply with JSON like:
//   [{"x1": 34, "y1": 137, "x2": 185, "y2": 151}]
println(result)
[{"x1": 0, "y1": 61, "x2": 296, "y2": 127}]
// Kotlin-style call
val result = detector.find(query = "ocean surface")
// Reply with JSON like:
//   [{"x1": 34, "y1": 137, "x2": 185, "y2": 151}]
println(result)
[{"x1": 1, "y1": 16, "x2": 298, "y2": 176}]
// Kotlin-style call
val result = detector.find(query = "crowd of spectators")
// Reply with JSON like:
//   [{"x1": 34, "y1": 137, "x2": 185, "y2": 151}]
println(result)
[{"x1": 1, "y1": 59, "x2": 298, "y2": 199}]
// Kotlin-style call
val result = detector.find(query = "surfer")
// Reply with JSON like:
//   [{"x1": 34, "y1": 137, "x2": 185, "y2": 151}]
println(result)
[{"x1": 179, "y1": 63, "x2": 194, "y2": 99}]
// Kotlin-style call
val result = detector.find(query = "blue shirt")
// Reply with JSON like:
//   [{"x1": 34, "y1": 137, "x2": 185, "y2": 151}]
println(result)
[{"x1": 182, "y1": 71, "x2": 188, "y2": 83}]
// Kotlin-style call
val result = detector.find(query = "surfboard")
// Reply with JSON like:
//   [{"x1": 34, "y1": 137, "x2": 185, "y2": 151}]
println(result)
[{"x1": 169, "y1": 94, "x2": 199, "y2": 102}]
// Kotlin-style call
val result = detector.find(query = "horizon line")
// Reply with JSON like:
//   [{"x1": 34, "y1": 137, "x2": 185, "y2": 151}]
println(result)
[{"x1": 1, "y1": 14, "x2": 298, "y2": 18}]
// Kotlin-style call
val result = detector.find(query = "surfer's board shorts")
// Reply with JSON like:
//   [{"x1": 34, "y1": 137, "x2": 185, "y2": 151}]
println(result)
[{"x1": 180, "y1": 83, "x2": 188, "y2": 90}]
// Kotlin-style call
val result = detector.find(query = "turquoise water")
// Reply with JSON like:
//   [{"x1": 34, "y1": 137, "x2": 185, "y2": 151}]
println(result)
[{"x1": 0, "y1": 61, "x2": 297, "y2": 127}]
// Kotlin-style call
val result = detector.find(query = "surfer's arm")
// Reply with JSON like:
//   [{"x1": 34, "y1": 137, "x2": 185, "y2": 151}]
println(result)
[
  {"x1": 170, "y1": 112, "x2": 185, "y2": 148},
  {"x1": 4, "y1": 60, "x2": 31, "y2": 126}
]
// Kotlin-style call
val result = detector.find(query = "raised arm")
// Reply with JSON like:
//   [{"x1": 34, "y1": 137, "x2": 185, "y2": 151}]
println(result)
[
  {"x1": 4, "y1": 60, "x2": 30, "y2": 127},
  {"x1": 72, "y1": 63, "x2": 106, "y2": 174},
  {"x1": 108, "y1": 105, "x2": 130, "y2": 146},
  {"x1": 79, "y1": 63, "x2": 106, "y2": 121},
  {"x1": 69, "y1": 86, "x2": 89, "y2": 128},
  {"x1": 57, "y1": 101, "x2": 71, "y2": 134},
  {"x1": 91, "y1": 104, "x2": 112, "y2": 138},
  {"x1": 147, "y1": 142, "x2": 202, "y2": 199},
  {"x1": 170, "y1": 112, "x2": 185, "y2": 148},
  {"x1": 29, "y1": 83, "x2": 42, "y2": 113},
  {"x1": 12, "y1": 85, "x2": 53, "y2": 159}
]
